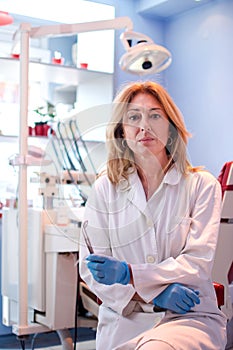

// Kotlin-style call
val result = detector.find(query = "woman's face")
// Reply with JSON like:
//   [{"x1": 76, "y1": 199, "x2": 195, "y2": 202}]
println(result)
[{"x1": 122, "y1": 92, "x2": 170, "y2": 163}]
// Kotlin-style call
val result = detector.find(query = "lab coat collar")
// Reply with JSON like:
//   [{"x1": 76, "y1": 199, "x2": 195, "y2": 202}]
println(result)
[
  {"x1": 163, "y1": 163, "x2": 182, "y2": 186},
  {"x1": 116, "y1": 163, "x2": 182, "y2": 216},
  {"x1": 116, "y1": 163, "x2": 181, "y2": 193},
  {"x1": 116, "y1": 171, "x2": 140, "y2": 207}
]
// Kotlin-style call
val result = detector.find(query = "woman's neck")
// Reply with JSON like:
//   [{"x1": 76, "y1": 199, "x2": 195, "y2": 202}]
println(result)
[{"x1": 135, "y1": 154, "x2": 169, "y2": 200}]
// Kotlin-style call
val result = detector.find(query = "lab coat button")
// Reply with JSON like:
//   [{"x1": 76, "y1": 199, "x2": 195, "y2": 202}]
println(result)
[
  {"x1": 146, "y1": 255, "x2": 155, "y2": 263},
  {"x1": 146, "y1": 219, "x2": 153, "y2": 227}
]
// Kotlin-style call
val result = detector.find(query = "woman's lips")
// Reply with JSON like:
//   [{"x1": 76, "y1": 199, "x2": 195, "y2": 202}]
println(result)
[{"x1": 139, "y1": 137, "x2": 154, "y2": 142}]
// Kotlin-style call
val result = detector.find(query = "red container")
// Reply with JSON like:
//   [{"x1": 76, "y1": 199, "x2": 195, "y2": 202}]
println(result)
[
  {"x1": 11, "y1": 53, "x2": 20, "y2": 59},
  {"x1": 52, "y1": 57, "x2": 64, "y2": 65},
  {"x1": 35, "y1": 124, "x2": 44, "y2": 136},
  {"x1": 80, "y1": 62, "x2": 88, "y2": 69},
  {"x1": 43, "y1": 123, "x2": 50, "y2": 136},
  {"x1": 28, "y1": 126, "x2": 34, "y2": 136}
]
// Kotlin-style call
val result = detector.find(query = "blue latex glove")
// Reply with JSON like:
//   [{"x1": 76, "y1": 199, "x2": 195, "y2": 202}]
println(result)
[
  {"x1": 86, "y1": 254, "x2": 130, "y2": 285},
  {"x1": 153, "y1": 283, "x2": 200, "y2": 314}
]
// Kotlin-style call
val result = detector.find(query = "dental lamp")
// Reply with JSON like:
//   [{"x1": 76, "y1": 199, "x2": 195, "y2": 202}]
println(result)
[
  {"x1": 120, "y1": 30, "x2": 172, "y2": 75},
  {"x1": 12, "y1": 17, "x2": 172, "y2": 75}
]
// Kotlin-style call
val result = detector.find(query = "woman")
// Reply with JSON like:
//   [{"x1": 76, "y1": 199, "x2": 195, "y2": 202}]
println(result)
[{"x1": 79, "y1": 81, "x2": 227, "y2": 349}]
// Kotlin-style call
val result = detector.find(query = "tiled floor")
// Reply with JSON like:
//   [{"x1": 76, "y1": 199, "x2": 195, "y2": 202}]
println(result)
[{"x1": 35, "y1": 317, "x2": 97, "y2": 350}]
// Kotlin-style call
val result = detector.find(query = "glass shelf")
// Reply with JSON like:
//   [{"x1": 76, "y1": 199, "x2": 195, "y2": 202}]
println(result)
[{"x1": 0, "y1": 56, "x2": 112, "y2": 85}]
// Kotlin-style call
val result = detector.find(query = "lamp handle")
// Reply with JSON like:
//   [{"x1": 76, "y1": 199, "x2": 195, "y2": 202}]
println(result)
[{"x1": 120, "y1": 30, "x2": 154, "y2": 50}]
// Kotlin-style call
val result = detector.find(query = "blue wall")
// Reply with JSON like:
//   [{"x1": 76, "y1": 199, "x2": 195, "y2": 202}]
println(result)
[
  {"x1": 165, "y1": 0, "x2": 233, "y2": 176},
  {"x1": 92, "y1": 0, "x2": 233, "y2": 177}
]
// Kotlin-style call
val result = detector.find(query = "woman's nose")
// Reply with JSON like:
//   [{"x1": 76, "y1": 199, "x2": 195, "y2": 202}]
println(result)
[{"x1": 140, "y1": 121, "x2": 151, "y2": 132}]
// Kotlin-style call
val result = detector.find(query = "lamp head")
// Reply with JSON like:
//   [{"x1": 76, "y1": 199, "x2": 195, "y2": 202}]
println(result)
[{"x1": 119, "y1": 31, "x2": 172, "y2": 75}]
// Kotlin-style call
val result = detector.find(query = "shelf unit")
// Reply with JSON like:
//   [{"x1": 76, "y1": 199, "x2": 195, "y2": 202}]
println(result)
[
  {"x1": 0, "y1": 54, "x2": 111, "y2": 225},
  {"x1": 0, "y1": 56, "x2": 113, "y2": 134},
  {"x1": 0, "y1": 54, "x2": 112, "y2": 183},
  {"x1": 0, "y1": 56, "x2": 112, "y2": 85}
]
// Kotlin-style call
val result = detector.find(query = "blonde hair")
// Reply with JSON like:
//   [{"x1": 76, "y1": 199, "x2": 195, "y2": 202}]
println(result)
[{"x1": 106, "y1": 81, "x2": 193, "y2": 185}]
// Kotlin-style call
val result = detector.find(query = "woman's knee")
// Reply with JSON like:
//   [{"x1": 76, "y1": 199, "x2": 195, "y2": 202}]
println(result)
[{"x1": 137, "y1": 340, "x2": 175, "y2": 350}]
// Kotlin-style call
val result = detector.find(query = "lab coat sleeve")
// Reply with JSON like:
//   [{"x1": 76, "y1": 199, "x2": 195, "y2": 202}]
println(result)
[
  {"x1": 131, "y1": 171, "x2": 222, "y2": 303},
  {"x1": 79, "y1": 175, "x2": 136, "y2": 316}
]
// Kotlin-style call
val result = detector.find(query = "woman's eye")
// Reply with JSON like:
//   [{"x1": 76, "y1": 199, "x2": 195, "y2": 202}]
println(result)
[
  {"x1": 128, "y1": 113, "x2": 141, "y2": 121},
  {"x1": 150, "y1": 113, "x2": 161, "y2": 119}
]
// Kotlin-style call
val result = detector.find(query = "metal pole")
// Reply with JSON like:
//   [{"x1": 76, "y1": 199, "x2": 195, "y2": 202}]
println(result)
[{"x1": 18, "y1": 22, "x2": 31, "y2": 328}]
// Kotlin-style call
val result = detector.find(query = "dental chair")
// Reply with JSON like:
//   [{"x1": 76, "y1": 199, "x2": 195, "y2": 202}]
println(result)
[
  {"x1": 80, "y1": 281, "x2": 100, "y2": 319},
  {"x1": 212, "y1": 161, "x2": 233, "y2": 320}
]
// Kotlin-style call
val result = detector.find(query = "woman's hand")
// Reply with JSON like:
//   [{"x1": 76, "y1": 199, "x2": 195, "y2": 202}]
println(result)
[
  {"x1": 153, "y1": 283, "x2": 200, "y2": 314},
  {"x1": 86, "y1": 254, "x2": 130, "y2": 285}
]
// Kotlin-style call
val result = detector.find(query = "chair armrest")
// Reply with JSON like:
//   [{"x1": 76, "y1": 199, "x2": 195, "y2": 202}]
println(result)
[{"x1": 213, "y1": 281, "x2": 224, "y2": 308}]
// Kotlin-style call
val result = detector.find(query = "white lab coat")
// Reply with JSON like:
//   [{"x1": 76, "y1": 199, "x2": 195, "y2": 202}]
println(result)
[{"x1": 79, "y1": 165, "x2": 227, "y2": 350}]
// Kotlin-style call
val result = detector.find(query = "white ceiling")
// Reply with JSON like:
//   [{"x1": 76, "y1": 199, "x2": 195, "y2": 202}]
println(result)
[
  {"x1": 136, "y1": 0, "x2": 214, "y2": 19},
  {"x1": 0, "y1": 0, "x2": 215, "y2": 42},
  {"x1": 0, "y1": 1, "x2": 215, "y2": 24}
]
